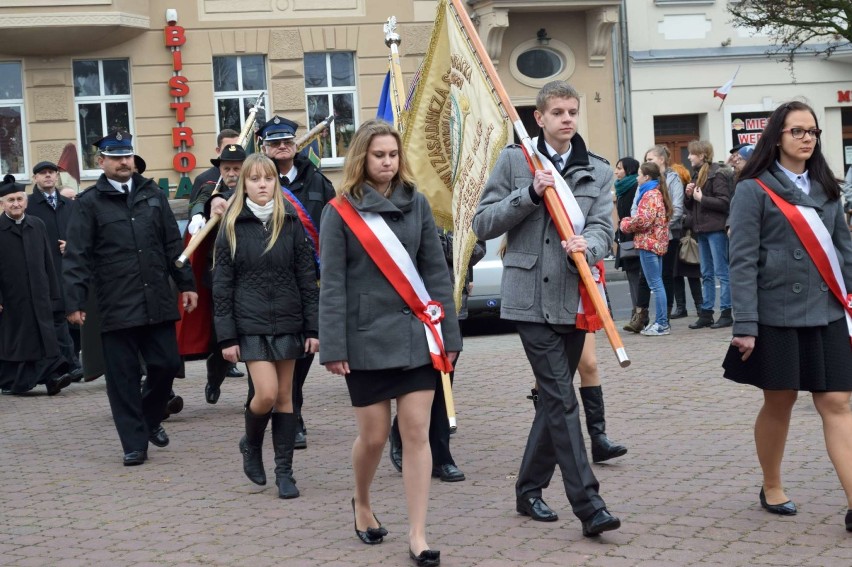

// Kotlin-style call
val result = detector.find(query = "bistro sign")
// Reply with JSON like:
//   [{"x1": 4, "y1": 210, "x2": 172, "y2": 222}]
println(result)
[{"x1": 164, "y1": 10, "x2": 195, "y2": 198}]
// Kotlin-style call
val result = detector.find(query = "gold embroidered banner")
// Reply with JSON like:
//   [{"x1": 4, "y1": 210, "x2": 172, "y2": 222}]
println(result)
[{"x1": 402, "y1": 0, "x2": 508, "y2": 310}]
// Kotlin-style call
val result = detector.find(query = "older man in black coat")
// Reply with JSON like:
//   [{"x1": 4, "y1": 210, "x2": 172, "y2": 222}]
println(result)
[
  {"x1": 63, "y1": 132, "x2": 197, "y2": 466},
  {"x1": 0, "y1": 176, "x2": 72, "y2": 395},
  {"x1": 26, "y1": 160, "x2": 83, "y2": 380}
]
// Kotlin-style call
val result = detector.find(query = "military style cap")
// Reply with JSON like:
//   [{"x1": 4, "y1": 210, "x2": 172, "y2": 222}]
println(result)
[
  {"x1": 33, "y1": 161, "x2": 59, "y2": 175},
  {"x1": 0, "y1": 174, "x2": 26, "y2": 197},
  {"x1": 93, "y1": 130, "x2": 134, "y2": 156},
  {"x1": 211, "y1": 144, "x2": 247, "y2": 167},
  {"x1": 258, "y1": 116, "x2": 297, "y2": 141}
]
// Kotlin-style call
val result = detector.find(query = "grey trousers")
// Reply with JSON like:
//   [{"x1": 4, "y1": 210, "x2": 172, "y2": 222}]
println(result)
[{"x1": 514, "y1": 322, "x2": 604, "y2": 521}]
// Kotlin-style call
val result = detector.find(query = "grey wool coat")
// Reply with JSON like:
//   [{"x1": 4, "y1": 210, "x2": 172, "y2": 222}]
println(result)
[
  {"x1": 729, "y1": 166, "x2": 852, "y2": 337},
  {"x1": 472, "y1": 138, "x2": 614, "y2": 325},
  {"x1": 318, "y1": 184, "x2": 462, "y2": 370}
]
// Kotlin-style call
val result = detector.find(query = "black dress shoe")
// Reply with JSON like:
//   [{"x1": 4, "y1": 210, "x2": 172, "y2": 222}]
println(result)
[
  {"x1": 205, "y1": 383, "x2": 220, "y2": 404},
  {"x1": 68, "y1": 367, "x2": 85, "y2": 382},
  {"x1": 581, "y1": 508, "x2": 621, "y2": 537},
  {"x1": 123, "y1": 450, "x2": 148, "y2": 466},
  {"x1": 759, "y1": 488, "x2": 797, "y2": 515},
  {"x1": 845, "y1": 509, "x2": 851, "y2": 532},
  {"x1": 149, "y1": 425, "x2": 170, "y2": 448},
  {"x1": 409, "y1": 548, "x2": 440, "y2": 566},
  {"x1": 432, "y1": 464, "x2": 465, "y2": 482},
  {"x1": 227, "y1": 365, "x2": 245, "y2": 378},
  {"x1": 669, "y1": 306, "x2": 688, "y2": 319},
  {"x1": 166, "y1": 395, "x2": 184, "y2": 416},
  {"x1": 389, "y1": 426, "x2": 403, "y2": 472},
  {"x1": 516, "y1": 496, "x2": 558, "y2": 522},
  {"x1": 45, "y1": 373, "x2": 72, "y2": 396},
  {"x1": 351, "y1": 498, "x2": 386, "y2": 544}
]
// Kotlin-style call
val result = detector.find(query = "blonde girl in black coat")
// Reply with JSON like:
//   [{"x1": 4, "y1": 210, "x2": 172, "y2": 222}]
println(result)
[{"x1": 213, "y1": 153, "x2": 319, "y2": 500}]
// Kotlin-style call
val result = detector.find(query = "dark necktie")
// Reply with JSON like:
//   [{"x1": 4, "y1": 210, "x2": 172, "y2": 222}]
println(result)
[
  {"x1": 282, "y1": 176, "x2": 290, "y2": 187},
  {"x1": 552, "y1": 155, "x2": 563, "y2": 172},
  {"x1": 46, "y1": 194, "x2": 56, "y2": 209},
  {"x1": 121, "y1": 184, "x2": 129, "y2": 193}
]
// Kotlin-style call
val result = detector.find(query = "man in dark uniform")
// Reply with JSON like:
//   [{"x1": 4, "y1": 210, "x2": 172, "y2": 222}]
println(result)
[
  {"x1": 186, "y1": 130, "x2": 245, "y2": 380},
  {"x1": 189, "y1": 143, "x2": 247, "y2": 404},
  {"x1": 259, "y1": 115, "x2": 335, "y2": 448},
  {"x1": 188, "y1": 128, "x2": 241, "y2": 205},
  {"x1": 473, "y1": 81, "x2": 621, "y2": 537},
  {"x1": 0, "y1": 176, "x2": 72, "y2": 395},
  {"x1": 63, "y1": 131, "x2": 198, "y2": 466},
  {"x1": 26, "y1": 160, "x2": 83, "y2": 381}
]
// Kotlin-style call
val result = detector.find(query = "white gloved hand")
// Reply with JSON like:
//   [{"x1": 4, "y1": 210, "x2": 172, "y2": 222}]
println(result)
[{"x1": 188, "y1": 213, "x2": 206, "y2": 235}]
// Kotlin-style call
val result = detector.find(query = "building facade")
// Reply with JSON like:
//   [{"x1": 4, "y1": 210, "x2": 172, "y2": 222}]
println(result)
[
  {"x1": 624, "y1": 0, "x2": 852, "y2": 175},
  {"x1": 0, "y1": 0, "x2": 622, "y2": 194}
]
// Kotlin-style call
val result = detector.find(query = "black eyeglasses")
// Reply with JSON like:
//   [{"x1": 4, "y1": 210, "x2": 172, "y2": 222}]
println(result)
[{"x1": 781, "y1": 128, "x2": 821, "y2": 139}]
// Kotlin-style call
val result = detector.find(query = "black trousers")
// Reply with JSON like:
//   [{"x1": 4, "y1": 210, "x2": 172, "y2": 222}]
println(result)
[
  {"x1": 101, "y1": 322, "x2": 180, "y2": 453},
  {"x1": 392, "y1": 359, "x2": 456, "y2": 466},
  {"x1": 292, "y1": 353, "x2": 314, "y2": 417},
  {"x1": 53, "y1": 312, "x2": 80, "y2": 371},
  {"x1": 514, "y1": 322, "x2": 604, "y2": 521}
]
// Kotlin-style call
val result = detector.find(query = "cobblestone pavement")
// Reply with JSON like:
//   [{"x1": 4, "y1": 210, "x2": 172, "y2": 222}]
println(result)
[{"x1": 2, "y1": 315, "x2": 852, "y2": 566}]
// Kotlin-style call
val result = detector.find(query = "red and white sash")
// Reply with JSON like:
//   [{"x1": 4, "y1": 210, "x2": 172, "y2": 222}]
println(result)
[
  {"x1": 757, "y1": 179, "x2": 852, "y2": 344},
  {"x1": 329, "y1": 196, "x2": 454, "y2": 372},
  {"x1": 530, "y1": 138, "x2": 605, "y2": 331}
]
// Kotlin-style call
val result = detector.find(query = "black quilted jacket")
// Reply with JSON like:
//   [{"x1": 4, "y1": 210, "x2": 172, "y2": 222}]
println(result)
[{"x1": 212, "y1": 205, "x2": 319, "y2": 348}]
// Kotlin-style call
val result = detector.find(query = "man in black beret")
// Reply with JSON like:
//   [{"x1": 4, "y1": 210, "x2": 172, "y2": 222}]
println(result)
[
  {"x1": 0, "y1": 176, "x2": 73, "y2": 396},
  {"x1": 26, "y1": 160, "x2": 83, "y2": 382}
]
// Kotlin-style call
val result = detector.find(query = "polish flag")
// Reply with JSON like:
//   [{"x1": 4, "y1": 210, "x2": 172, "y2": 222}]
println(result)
[{"x1": 713, "y1": 67, "x2": 740, "y2": 100}]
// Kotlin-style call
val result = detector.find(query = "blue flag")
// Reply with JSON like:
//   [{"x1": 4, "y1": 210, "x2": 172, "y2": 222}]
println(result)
[{"x1": 377, "y1": 70, "x2": 395, "y2": 124}]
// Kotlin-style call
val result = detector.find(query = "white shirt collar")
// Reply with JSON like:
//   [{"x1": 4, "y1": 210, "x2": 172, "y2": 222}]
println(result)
[
  {"x1": 107, "y1": 177, "x2": 133, "y2": 193},
  {"x1": 281, "y1": 165, "x2": 298, "y2": 185},
  {"x1": 775, "y1": 161, "x2": 811, "y2": 195},
  {"x1": 543, "y1": 140, "x2": 572, "y2": 169},
  {"x1": 5, "y1": 212, "x2": 25, "y2": 224},
  {"x1": 38, "y1": 187, "x2": 56, "y2": 199}
]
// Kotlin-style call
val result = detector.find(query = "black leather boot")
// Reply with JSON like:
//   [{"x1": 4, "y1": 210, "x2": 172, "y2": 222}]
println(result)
[
  {"x1": 294, "y1": 414, "x2": 307, "y2": 450},
  {"x1": 240, "y1": 409, "x2": 270, "y2": 485},
  {"x1": 388, "y1": 416, "x2": 403, "y2": 472},
  {"x1": 580, "y1": 386, "x2": 627, "y2": 463},
  {"x1": 688, "y1": 309, "x2": 715, "y2": 329},
  {"x1": 205, "y1": 353, "x2": 229, "y2": 404},
  {"x1": 271, "y1": 412, "x2": 300, "y2": 499},
  {"x1": 710, "y1": 308, "x2": 733, "y2": 329}
]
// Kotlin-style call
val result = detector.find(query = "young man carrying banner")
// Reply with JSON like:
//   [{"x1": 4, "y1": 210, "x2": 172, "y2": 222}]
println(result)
[{"x1": 473, "y1": 80, "x2": 621, "y2": 537}]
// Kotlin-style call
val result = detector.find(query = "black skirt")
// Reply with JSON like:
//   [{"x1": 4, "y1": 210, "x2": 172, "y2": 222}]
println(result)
[
  {"x1": 345, "y1": 364, "x2": 438, "y2": 407},
  {"x1": 239, "y1": 334, "x2": 304, "y2": 362},
  {"x1": 722, "y1": 318, "x2": 852, "y2": 392}
]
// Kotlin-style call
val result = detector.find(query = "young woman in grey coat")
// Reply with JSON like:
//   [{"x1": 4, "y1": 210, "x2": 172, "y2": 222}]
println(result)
[
  {"x1": 319, "y1": 119, "x2": 461, "y2": 565},
  {"x1": 725, "y1": 100, "x2": 852, "y2": 532}
]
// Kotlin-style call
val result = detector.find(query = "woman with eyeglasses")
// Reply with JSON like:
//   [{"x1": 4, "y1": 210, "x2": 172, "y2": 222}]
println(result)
[{"x1": 724, "y1": 100, "x2": 852, "y2": 532}]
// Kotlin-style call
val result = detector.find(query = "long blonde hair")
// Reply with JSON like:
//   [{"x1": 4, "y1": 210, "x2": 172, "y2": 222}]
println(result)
[
  {"x1": 219, "y1": 153, "x2": 287, "y2": 259},
  {"x1": 338, "y1": 119, "x2": 415, "y2": 199},
  {"x1": 687, "y1": 140, "x2": 714, "y2": 189}
]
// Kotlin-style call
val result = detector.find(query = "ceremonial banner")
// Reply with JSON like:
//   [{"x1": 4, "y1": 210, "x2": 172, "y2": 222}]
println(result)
[{"x1": 402, "y1": 0, "x2": 508, "y2": 310}]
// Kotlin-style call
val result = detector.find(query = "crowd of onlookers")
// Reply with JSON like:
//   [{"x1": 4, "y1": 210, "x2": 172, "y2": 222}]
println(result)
[{"x1": 613, "y1": 140, "x2": 794, "y2": 336}]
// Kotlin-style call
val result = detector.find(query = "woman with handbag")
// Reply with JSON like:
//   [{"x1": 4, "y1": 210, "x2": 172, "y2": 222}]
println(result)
[
  {"x1": 670, "y1": 163, "x2": 703, "y2": 316},
  {"x1": 619, "y1": 162, "x2": 673, "y2": 336},
  {"x1": 724, "y1": 100, "x2": 852, "y2": 532},
  {"x1": 614, "y1": 157, "x2": 646, "y2": 332}
]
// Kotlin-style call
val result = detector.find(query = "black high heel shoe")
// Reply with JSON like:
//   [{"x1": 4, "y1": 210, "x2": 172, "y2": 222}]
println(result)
[
  {"x1": 759, "y1": 488, "x2": 797, "y2": 516},
  {"x1": 409, "y1": 548, "x2": 440, "y2": 566},
  {"x1": 351, "y1": 497, "x2": 387, "y2": 544}
]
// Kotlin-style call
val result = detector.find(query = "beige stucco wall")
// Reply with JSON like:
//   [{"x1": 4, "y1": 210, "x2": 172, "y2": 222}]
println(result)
[{"x1": 1, "y1": 0, "x2": 620, "y2": 191}]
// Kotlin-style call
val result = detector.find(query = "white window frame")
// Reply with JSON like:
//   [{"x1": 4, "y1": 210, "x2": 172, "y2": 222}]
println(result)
[
  {"x1": 212, "y1": 55, "x2": 267, "y2": 133},
  {"x1": 73, "y1": 59, "x2": 134, "y2": 179},
  {"x1": 304, "y1": 52, "x2": 359, "y2": 168},
  {"x1": 0, "y1": 61, "x2": 29, "y2": 181}
]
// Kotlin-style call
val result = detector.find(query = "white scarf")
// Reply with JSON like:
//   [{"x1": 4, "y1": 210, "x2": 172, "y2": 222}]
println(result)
[{"x1": 245, "y1": 198, "x2": 274, "y2": 223}]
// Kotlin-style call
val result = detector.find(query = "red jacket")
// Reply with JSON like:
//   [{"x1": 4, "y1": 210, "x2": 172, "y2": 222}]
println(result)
[{"x1": 620, "y1": 189, "x2": 669, "y2": 256}]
